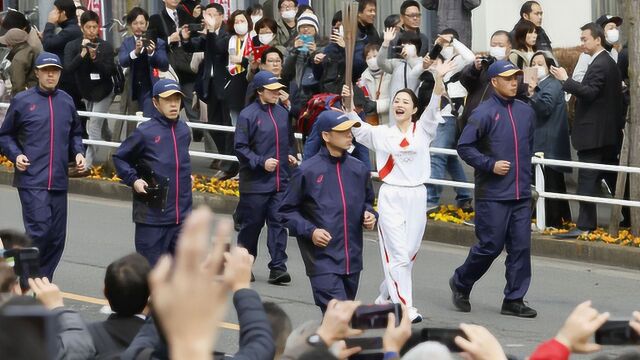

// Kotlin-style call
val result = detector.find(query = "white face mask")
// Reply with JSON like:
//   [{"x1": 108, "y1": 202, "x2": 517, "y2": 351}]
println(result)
[
  {"x1": 281, "y1": 10, "x2": 296, "y2": 20},
  {"x1": 536, "y1": 65, "x2": 547, "y2": 80},
  {"x1": 259, "y1": 33, "x2": 274, "y2": 45},
  {"x1": 606, "y1": 28, "x2": 619, "y2": 44},
  {"x1": 489, "y1": 46, "x2": 507, "y2": 60},
  {"x1": 440, "y1": 46, "x2": 454, "y2": 60},
  {"x1": 366, "y1": 57, "x2": 379, "y2": 71},
  {"x1": 251, "y1": 15, "x2": 262, "y2": 26},
  {"x1": 234, "y1": 22, "x2": 248, "y2": 35},
  {"x1": 404, "y1": 44, "x2": 417, "y2": 58}
]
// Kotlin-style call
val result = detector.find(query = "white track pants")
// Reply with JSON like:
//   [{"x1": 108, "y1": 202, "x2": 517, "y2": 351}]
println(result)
[{"x1": 376, "y1": 183, "x2": 427, "y2": 310}]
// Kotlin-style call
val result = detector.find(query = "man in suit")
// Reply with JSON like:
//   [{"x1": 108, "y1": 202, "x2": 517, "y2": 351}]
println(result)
[
  {"x1": 118, "y1": 7, "x2": 169, "y2": 117},
  {"x1": 550, "y1": 22, "x2": 624, "y2": 237},
  {"x1": 148, "y1": 0, "x2": 200, "y2": 132},
  {"x1": 88, "y1": 253, "x2": 150, "y2": 359},
  {"x1": 181, "y1": 3, "x2": 238, "y2": 179}
]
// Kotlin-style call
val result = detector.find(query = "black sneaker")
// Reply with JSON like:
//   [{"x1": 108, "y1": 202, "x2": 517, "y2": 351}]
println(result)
[
  {"x1": 459, "y1": 200, "x2": 474, "y2": 213},
  {"x1": 268, "y1": 270, "x2": 291, "y2": 285},
  {"x1": 449, "y1": 277, "x2": 471, "y2": 312},
  {"x1": 501, "y1": 299, "x2": 537, "y2": 318}
]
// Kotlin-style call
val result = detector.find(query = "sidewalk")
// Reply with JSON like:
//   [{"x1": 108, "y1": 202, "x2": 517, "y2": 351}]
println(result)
[{"x1": 2, "y1": 167, "x2": 638, "y2": 271}]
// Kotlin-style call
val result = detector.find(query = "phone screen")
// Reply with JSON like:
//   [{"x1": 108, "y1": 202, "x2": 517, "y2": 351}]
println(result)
[
  {"x1": 596, "y1": 320, "x2": 640, "y2": 345},
  {"x1": 351, "y1": 304, "x2": 401, "y2": 330}
]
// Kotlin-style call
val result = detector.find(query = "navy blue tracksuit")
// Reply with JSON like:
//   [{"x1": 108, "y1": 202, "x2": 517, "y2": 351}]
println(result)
[
  {"x1": 0, "y1": 87, "x2": 85, "y2": 280},
  {"x1": 113, "y1": 115, "x2": 192, "y2": 265},
  {"x1": 453, "y1": 94, "x2": 535, "y2": 301},
  {"x1": 234, "y1": 101, "x2": 295, "y2": 272},
  {"x1": 279, "y1": 147, "x2": 376, "y2": 312}
]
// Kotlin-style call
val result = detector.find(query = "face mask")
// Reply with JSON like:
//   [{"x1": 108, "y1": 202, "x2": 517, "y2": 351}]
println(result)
[
  {"x1": 281, "y1": 10, "x2": 296, "y2": 20},
  {"x1": 251, "y1": 15, "x2": 262, "y2": 26},
  {"x1": 536, "y1": 65, "x2": 547, "y2": 80},
  {"x1": 259, "y1": 33, "x2": 274, "y2": 45},
  {"x1": 489, "y1": 46, "x2": 507, "y2": 60},
  {"x1": 366, "y1": 57, "x2": 379, "y2": 71},
  {"x1": 404, "y1": 44, "x2": 417, "y2": 58},
  {"x1": 606, "y1": 28, "x2": 619, "y2": 44},
  {"x1": 440, "y1": 46, "x2": 454, "y2": 60},
  {"x1": 234, "y1": 22, "x2": 248, "y2": 35}
]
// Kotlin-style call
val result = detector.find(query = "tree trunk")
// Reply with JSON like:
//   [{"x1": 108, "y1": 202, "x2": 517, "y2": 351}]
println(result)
[{"x1": 625, "y1": 0, "x2": 640, "y2": 235}]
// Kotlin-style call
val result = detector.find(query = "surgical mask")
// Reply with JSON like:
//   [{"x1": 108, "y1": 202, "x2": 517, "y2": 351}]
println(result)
[
  {"x1": 366, "y1": 58, "x2": 379, "y2": 71},
  {"x1": 234, "y1": 22, "x2": 248, "y2": 35},
  {"x1": 440, "y1": 46, "x2": 454, "y2": 60},
  {"x1": 606, "y1": 28, "x2": 619, "y2": 44},
  {"x1": 251, "y1": 15, "x2": 262, "y2": 26},
  {"x1": 259, "y1": 33, "x2": 274, "y2": 44},
  {"x1": 404, "y1": 44, "x2": 417, "y2": 58},
  {"x1": 489, "y1": 46, "x2": 507, "y2": 60},
  {"x1": 536, "y1": 65, "x2": 547, "y2": 80},
  {"x1": 281, "y1": 10, "x2": 296, "y2": 20}
]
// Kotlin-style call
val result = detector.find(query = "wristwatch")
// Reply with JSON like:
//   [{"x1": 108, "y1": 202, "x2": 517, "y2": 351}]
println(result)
[{"x1": 306, "y1": 334, "x2": 327, "y2": 348}]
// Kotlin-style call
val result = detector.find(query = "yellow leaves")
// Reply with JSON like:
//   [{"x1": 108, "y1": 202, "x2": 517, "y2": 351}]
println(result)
[
  {"x1": 0, "y1": 155, "x2": 14, "y2": 168},
  {"x1": 576, "y1": 228, "x2": 640, "y2": 247},
  {"x1": 428, "y1": 205, "x2": 474, "y2": 224}
]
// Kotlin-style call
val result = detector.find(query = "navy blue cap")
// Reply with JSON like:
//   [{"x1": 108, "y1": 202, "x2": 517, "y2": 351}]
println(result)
[
  {"x1": 35, "y1": 52, "x2": 63, "y2": 70},
  {"x1": 596, "y1": 15, "x2": 622, "y2": 28},
  {"x1": 487, "y1": 60, "x2": 523, "y2": 79},
  {"x1": 253, "y1": 70, "x2": 285, "y2": 90},
  {"x1": 152, "y1": 79, "x2": 185, "y2": 98},
  {"x1": 316, "y1": 110, "x2": 361, "y2": 133}
]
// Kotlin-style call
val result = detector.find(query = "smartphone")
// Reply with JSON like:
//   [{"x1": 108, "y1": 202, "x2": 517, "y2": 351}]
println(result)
[
  {"x1": 344, "y1": 336, "x2": 383, "y2": 350},
  {"x1": 351, "y1": 304, "x2": 401, "y2": 330},
  {"x1": 391, "y1": 45, "x2": 404, "y2": 59},
  {"x1": 595, "y1": 320, "x2": 640, "y2": 345},
  {"x1": 0, "y1": 305, "x2": 57, "y2": 359},
  {"x1": 188, "y1": 23, "x2": 204, "y2": 33},
  {"x1": 420, "y1": 328, "x2": 466, "y2": 352},
  {"x1": 523, "y1": 67, "x2": 537, "y2": 84},
  {"x1": 141, "y1": 29, "x2": 157, "y2": 48},
  {"x1": 3, "y1": 247, "x2": 40, "y2": 290},
  {"x1": 428, "y1": 43, "x2": 443, "y2": 60},
  {"x1": 85, "y1": 42, "x2": 99, "y2": 50}
]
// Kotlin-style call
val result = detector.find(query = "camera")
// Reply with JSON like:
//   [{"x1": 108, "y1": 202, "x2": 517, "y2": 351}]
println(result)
[
  {"x1": 350, "y1": 304, "x2": 401, "y2": 330},
  {"x1": 85, "y1": 42, "x2": 99, "y2": 50},
  {"x1": 596, "y1": 320, "x2": 640, "y2": 345},
  {"x1": 141, "y1": 30, "x2": 157, "y2": 49},
  {"x1": 401, "y1": 327, "x2": 467, "y2": 353},
  {"x1": 1, "y1": 247, "x2": 40, "y2": 290},
  {"x1": 188, "y1": 23, "x2": 204, "y2": 33},
  {"x1": 478, "y1": 55, "x2": 494, "y2": 68},
  {"x1": 391, "y1": 45, "x2": 404, "y2": 59}
]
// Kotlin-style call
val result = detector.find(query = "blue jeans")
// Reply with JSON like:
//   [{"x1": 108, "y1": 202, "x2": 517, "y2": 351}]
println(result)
[{"x1": 427, "y1": 116, "x2": 472, "y2": 208}]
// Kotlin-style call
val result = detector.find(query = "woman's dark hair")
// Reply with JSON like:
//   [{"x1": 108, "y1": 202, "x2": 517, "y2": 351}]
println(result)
[
  {"x1": 393, "y1": 89, "x2": 420, "y2": 122},
  {"x1": 440, "y1": 28, "x2": 459, "y2": 40},
  {"x1": 255, "y1": 18, "x2": 277, "y2": 34},
  {"x1": 384, "y1": 14, "x2": 401, "y2": 29},
  {"x1": 529, "y1": 51, "x2": 557, "y2": 68},
  {"x1": 295, "y1": 5, "x2": 314, "y2": 20},
  {"x1": 1, "y1": 10, "x2": 30, "y2": 31},
  {"x1": 246, "y1": 3, "x2": 263, "y2": 16},
  {"x1": 126, "y1": 7, "x2": 149, "y2": 25},
  {"x1": 397, "y1": 31, "x2": 422, "y2": 54},
  {"x1": 513, "y1": 20, "x2": 537, "y2": 51},
  {"x1": 227, "y1": 10, "x2": 252, "y2": 36},
  {"x1": 80, "y1": 10, "x2": 100, "y2": 27},
  {"x1": 364, "y1": 43, "x2": 380, "y2": 57}
]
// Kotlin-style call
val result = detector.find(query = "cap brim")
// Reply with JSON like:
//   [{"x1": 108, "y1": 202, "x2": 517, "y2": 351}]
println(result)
[
  {"x1": 332, "y1": 120, "x2": 361, "y2": 131},
  {"x1": 263, "y1": 82, "x2": 285, "y2": 90},
  {"x1": 609, "y1": 17, "x2": 623, "y2": 26},
  {"x1": 36, "y1": 64, "x2": 63, "y2": 70},
  {"x1": 496, "y1": 69, "x2": 523, "y2": 77},
  {"x1": 157, "y1": 89, "x2": 185, "y2": 98},
  {"x1": 0, "y1": 37, "x2": 7, "y2": 45}
]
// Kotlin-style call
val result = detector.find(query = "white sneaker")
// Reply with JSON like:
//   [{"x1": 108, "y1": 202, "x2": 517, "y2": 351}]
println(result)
[
  {"x1": 374, "y1": 295, "x2": 392, "y2": 305},
  {"x1": 408, "y1": 306, "x2": 423, "y2": 324}
]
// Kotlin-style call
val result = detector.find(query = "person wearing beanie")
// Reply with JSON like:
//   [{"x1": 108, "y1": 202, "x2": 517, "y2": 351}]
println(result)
[
  {"x1": 0, "y1": 9, "x2": 43, "y2": 53},
  {"x1": 0, "y1": 28, "x2": 39, "y2": 95}
]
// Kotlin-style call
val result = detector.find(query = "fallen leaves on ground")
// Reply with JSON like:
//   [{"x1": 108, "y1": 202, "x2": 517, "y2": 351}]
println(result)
[{"x1": 428, "y1": 205, "x2": 474, "y2": 224}]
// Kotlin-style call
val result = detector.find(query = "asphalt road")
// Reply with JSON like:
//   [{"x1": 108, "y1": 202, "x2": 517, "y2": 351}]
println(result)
[{"x1": 1, "y1": 185, "x2": 639, "y2": 359}]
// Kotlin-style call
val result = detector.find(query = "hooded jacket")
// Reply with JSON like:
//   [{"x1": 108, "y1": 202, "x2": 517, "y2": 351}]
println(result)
[
  {"x1": 113, "y1": 115, "x2": 192, "y2": 225},
  {"x1": 457, "y1": 93, "x2": 535, "y2": 201},
  {"x1": 0, "y1": 87, "x2": 84, "y2": 190},
  {"x1": 279, "y1": 146, "x2": 376, "y2": 276}
]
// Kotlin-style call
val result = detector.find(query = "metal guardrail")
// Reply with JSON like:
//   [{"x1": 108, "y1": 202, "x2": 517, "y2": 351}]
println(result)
[{"x1": 3, "y1": 103, "x2": 639, "y2": 231}]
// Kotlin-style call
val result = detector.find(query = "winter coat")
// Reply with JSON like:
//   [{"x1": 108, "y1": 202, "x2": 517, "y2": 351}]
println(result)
[{"x1": 421, "y1": 0, "x2": 481, "y2": 46}]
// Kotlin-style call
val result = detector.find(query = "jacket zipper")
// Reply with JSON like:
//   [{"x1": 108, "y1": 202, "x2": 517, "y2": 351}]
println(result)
[
  {"x1": 170, "y1": 124, "x2": 180, "y2": 224},
  {"x1": 336, "y1": 161, "x2": 350, "y2": 274},
  {"x1": 267, "y1": 106, "x2": 280, "y2": 192},
  {"x1": 507, "y1": 104, "x2": 520, "y2": 200},
  {"x1": 47, "y1": 96, "x2": 54, "y2": 190}
]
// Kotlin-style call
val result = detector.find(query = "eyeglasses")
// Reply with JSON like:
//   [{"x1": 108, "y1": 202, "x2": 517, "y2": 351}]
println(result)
[
  {"x1": 266, "y1": 59, "x2": 282, "y2": 64},
  {"x1": 404, "y1": 13, "x2": 421, "y2": 19},
  {"x1": 280, "y1": 5, "x2": 296, "y2": 11}
]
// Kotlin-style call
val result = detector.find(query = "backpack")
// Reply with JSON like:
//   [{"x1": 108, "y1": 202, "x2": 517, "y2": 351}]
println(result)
[{"x1": 297, "y1": 93, "x2": 342, "y2": 142}]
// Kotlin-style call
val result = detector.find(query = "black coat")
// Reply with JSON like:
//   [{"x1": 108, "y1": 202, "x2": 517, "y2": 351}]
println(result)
[
  {"x1": 182, "y1": 29, "x2": 230, "y2": 101},
  {"x1": 148, "y1": 8, "x2": 197, "y2": 82},
  {"x1": 563, "y1": 50, "x2": 624, "y2": 151},
  {"x1": 63, "y1": 38, "x2": 115, "y2": 102},
  {"x1": 88, "y1": 315, "x2": 145, "y2": 360}
]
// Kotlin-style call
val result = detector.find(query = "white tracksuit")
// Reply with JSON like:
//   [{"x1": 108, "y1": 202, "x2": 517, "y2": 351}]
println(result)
[{"x1": 350, "y1": 93, "x2": 443, "y2": 315}]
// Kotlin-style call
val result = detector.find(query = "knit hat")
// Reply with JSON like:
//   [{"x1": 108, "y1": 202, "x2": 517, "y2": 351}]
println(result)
[
  {"x1": 297, "y1": 13, "x2": 319, "y2": 32},
  {"x1": 0, "y1": 28, "x2": 28, "y2": 46}
]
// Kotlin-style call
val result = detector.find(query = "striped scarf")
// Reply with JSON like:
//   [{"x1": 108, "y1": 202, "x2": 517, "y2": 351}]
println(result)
[{"x1": 227, "y1": 33, "x2": 254, "y2": 75}]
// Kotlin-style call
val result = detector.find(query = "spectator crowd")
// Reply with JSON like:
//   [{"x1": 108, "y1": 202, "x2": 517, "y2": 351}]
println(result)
[{"x1": 0, "y1": 0, "x2": 636, "y2": 359}]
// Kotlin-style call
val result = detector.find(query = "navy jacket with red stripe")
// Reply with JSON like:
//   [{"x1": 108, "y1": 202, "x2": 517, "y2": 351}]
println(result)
[
  {"x1": 0, "y1": 87, "x2": 84, "y2": 190},
  {"x1": 279, "y1": 147, "x2": 376, "y2": 276},
  {"x1": 113, "y1": 116, "x2": 192, "y2": 225},
  {"x1": 235, "y1": 101, "x2": 295, "y2": 194},
  {"x1": 457, "y1": 93, "x2": 535, "y2": 201}
]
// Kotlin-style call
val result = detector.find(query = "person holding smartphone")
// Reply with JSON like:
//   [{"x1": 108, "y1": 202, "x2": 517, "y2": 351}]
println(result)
[
  {"x1": 113, "y1": 79, "x2": 192, "y2": 266},
  {"x1": 279, "y1": 111, "x2": 376, "y2": 313}
]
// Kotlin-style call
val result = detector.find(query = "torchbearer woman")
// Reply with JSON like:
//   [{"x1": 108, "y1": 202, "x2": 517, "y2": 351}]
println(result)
[{"x1": 348, "y1": 61, "x2": 454, "y2": 323}]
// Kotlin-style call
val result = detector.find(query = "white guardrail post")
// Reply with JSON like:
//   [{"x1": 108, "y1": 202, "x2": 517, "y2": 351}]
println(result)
[{"x1": 534, "y1": 162, "x2": 546, "y2": 231}]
